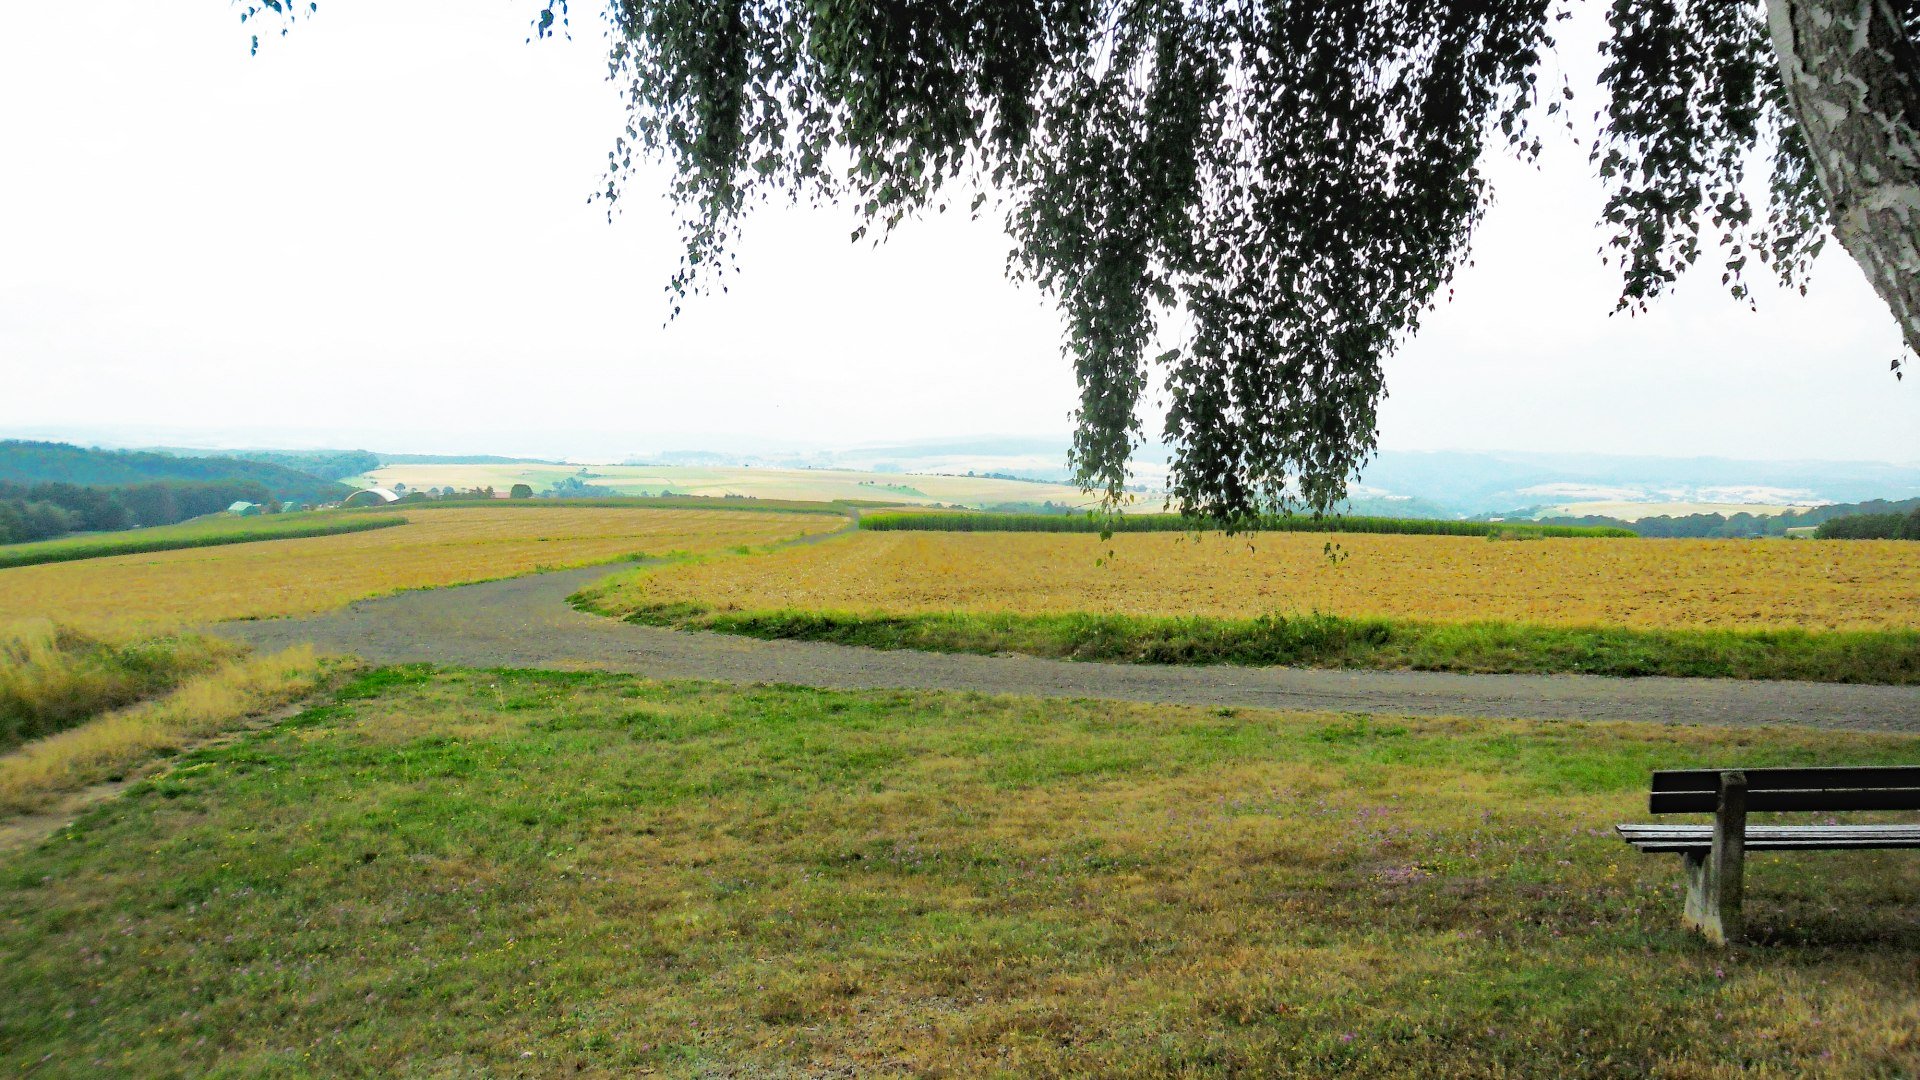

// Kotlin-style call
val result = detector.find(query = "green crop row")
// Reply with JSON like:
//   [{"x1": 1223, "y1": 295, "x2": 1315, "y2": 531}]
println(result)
[{"x1": 0, "y1": 514, "x2": 407, "y2": 569}]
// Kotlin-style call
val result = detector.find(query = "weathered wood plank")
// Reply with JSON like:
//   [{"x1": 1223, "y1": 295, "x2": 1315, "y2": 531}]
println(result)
[
  {"x1": 1649, "y1": 788, "x2": 1920, "y2": 814},
  {"x1": 1652, "y1": 766, "x2": 1920, "y2": 793},
  {"x1": 1705, "y1": 771, "x2": 1747, "y2": 945},
  {"x1": 1616, "y1": 824, "x2": 1920, "y2": 852}
]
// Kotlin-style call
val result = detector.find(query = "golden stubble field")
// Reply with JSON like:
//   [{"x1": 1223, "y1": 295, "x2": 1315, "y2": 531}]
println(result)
[
  {"x1": 616, "y1": 529, "x2": 1920, "y2": 632},
  {"x1": 0, "y1": 507, "x2": 841, "y2": 628}
]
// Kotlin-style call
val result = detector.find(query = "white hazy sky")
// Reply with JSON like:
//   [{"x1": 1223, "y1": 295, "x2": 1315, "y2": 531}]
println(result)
[{"x1": 1, "y1": 1, "x2": 1914, "y2": 463}]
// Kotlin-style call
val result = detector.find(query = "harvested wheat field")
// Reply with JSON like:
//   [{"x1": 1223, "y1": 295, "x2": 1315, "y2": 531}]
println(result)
[
  {"x1": 0, "y1": 507, "x2": 841, "y2": 628},
  {"x1": 609, "y1": 530, "x2": 1920, "y2": 632}
]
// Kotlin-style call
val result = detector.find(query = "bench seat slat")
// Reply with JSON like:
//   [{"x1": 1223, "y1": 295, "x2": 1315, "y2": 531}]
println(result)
[
  {"x1": 1616, "y1": 823, "x2": 1920, "y2": 853},
  {"x1": 1618, "y1": 825, "x2": 1920, "y2": 838}
]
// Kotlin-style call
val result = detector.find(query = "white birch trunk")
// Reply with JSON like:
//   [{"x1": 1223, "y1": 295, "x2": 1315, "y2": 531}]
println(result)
[{"x1": 1767, "y1": 0, "x2": 1920, "y2": 370}]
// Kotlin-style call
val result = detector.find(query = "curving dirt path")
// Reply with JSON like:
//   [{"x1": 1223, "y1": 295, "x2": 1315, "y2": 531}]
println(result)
[{"x1": 210, "y1": 560, "x2": 1920, "y2": 732}]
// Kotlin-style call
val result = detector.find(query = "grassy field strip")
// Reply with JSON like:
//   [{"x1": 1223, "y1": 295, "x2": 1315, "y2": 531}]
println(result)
[
  {"x1": 0, "y1": 513, "x2": 406, "y2": 569},
  {"x1": 0, "y1": 507, "x2": 847, "y2": 628},
  {"x1": 1, "y1": 668, "x2": 1914, "y2": 1075},
  {"x1": 591, "y1": 602, "x2": 1920, "y2": 684},
  {"x1": 861, "y1": 511, "x2": 1637, "y2": 538}
]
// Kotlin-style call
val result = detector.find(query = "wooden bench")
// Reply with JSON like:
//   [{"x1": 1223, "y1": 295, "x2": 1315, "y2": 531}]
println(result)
[{"x1": 1616, "y1": 766, "x2": 1920, "y2": 945}]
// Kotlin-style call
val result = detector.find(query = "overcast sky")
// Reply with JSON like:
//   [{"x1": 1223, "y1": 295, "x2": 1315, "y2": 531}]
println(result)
[{"x1": 2, "y1": 1, "x2": 1914, "y2": 464}]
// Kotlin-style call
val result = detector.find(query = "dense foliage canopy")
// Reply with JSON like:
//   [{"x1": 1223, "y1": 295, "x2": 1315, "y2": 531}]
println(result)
[{"x1": 1816, "y1": 505, "x2": 1920, "y2": 540}]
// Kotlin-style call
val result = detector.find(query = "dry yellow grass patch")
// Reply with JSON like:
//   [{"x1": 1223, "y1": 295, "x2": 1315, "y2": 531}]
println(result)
[
  {"x1": 623, "y1": 529, "x2": 1920, "y2": 632},
  {"x1": 0, "y1": 507, "x2": 840, "y2": 627},
  {"x1": 0, "y1": 645, "x2": 327, "y2": 815},
  {"x1": 1, "y1": 619, "x2": 243, "y2": 753}
]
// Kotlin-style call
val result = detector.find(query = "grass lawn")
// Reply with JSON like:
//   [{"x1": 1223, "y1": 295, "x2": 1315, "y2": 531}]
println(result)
[{"x1": 2, "y1": 669, "x2": 1916, "y2": 1076}]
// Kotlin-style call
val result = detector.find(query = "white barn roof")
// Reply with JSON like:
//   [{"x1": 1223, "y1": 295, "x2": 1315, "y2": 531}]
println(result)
[{"x1": 342, "y1": 487, "x2": 400, "y2": 506}]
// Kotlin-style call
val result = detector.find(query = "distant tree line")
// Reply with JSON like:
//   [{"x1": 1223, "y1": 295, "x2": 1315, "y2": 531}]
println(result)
[
  {"x1": 376, "y1": 480, "x2": 604, "y2": 502},
  {"x1": 977, "y1": 501, "x2": 1083, "y2": 515},
  {"x1": 1816, "y1": 507, "x2": 1920, "y2": 540},
  {"x1": 378, "y1": 453, "x2": 563, "y2": 466},
  {"x1": 388, "y1": 485, "x2": 501, "y2": 502},
  {"x1": 0, "y1": 480, "x2": 273, "y2": 544},
  {"x1": 0, "y1": 441, "x2": 349, "y2": 503},
  {"x1": 202, "y1": 449, "x2": 380, "y2": 482},
  {"x1": 861, "y1": 512, "x2": 1634, "y2": 539},
  {"x1": 1538, "y1": 497, "x2": 1920, "y2": 539},
  {"x1": 957, "y1": 471, "x2": 1056, "y2": 486},
  {"x1": 542, "y1": 477, "x2": 623, "y2": 499}
]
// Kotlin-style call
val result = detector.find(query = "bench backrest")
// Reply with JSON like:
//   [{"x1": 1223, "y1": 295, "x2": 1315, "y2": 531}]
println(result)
[{"x1": 1649, "y1": 766, "x2": 1920, "y2": 814}]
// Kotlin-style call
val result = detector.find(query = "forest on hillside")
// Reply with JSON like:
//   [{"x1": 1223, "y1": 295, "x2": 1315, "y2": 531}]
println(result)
[
  {"x1": 0, "y1": 442, "x2": 349, "y2": 503},
  {"x1": 0, "y1": 442, "x2": 358, "y2": 544},
  {"x1": 1538, "y1": 498, "x2": 1920, "y2": 539},
  {"x1": 0, "y1": 480, "x2": 278, "y2": 544}
]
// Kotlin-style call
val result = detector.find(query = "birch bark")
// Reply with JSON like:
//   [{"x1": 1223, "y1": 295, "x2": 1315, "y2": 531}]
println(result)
[{"x1": 1767, "y1": 0, "x2": 1920, "y2": 370}]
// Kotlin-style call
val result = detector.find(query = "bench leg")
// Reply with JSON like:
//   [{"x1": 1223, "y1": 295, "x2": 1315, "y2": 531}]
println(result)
[
  {"x1": 1681, "y1": 771, "x2": 1747, "y2": 946},
  {"x1": 1681, "y1": 850, "x2": 1724, "y2": 942}
]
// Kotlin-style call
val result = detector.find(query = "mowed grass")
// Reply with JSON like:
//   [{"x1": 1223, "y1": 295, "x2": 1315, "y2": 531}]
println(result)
[
  {"x1": 1, "y1": 668, "x2": 1916, "y2": 1076},
  {"x1": 0, "y1": 511, "x2": 405, "y2": 569},
  {"x1": 597, "y1": 530, "x2": 1920, "y2": 633},
  {"x1": 0, "y1": 506, "x2": 843, "y2": 628}
]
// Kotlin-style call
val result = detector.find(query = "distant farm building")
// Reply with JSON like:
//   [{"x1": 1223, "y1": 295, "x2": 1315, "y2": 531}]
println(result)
[
  {"x1": 341, "y1": 488, "x2": 400, "y2": 508},
  {"x1": 227, "y1": 501, "x2": 263, "y2": 516}
]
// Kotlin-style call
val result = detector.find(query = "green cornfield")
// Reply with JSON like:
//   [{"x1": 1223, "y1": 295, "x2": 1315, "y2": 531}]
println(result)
[{"x1": 0, "y1": 514, "x2": 409, "y2": 570}]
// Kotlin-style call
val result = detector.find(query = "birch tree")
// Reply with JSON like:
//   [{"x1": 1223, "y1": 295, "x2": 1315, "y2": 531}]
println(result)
[{"x1": 1767, "y1": 1, "x2": 1920, "y2": 359}]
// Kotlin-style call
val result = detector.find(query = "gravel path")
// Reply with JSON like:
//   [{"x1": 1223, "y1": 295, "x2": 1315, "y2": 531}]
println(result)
[{"x1": 210, "y1": 560, "x2": 1920, "y2": 732}]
